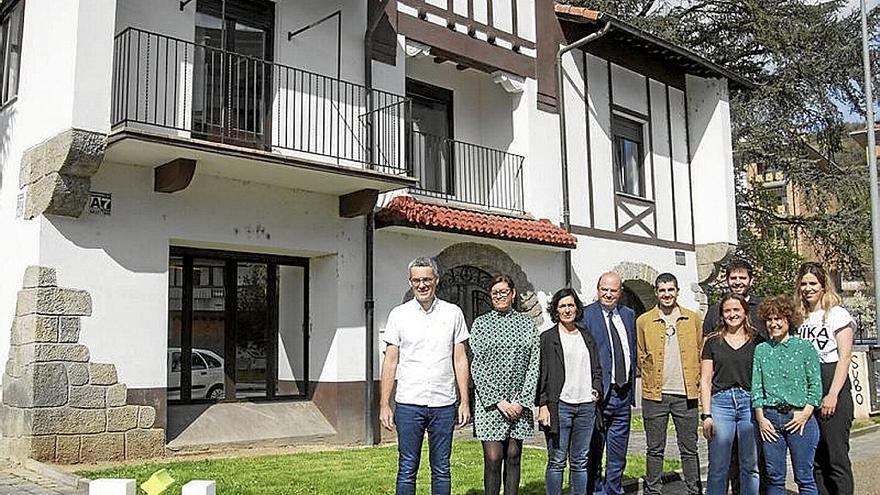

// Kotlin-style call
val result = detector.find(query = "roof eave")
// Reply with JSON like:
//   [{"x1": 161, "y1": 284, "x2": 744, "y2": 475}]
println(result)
[{"x1": 554, "y1": 6, "x2": 756, "y2": 91}]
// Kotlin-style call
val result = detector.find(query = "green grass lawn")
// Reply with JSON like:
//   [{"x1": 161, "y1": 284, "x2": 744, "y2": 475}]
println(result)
[
  {"x1": 76, "y1": 440, "x2": 681, "y2": 495},
  {"x1": 853, "y1": 415, "x2": 880, "y2": 431}
]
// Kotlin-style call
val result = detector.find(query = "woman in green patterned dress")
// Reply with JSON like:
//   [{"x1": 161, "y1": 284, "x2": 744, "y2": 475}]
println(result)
[{"x1": 470, "y1": 274, "x2": 541, "y2": 495}]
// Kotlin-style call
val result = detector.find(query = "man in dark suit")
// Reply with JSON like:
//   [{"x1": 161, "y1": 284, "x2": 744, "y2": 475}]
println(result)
[{"x1": 580, "y1": 272, "x2": 637, "y2": 495}]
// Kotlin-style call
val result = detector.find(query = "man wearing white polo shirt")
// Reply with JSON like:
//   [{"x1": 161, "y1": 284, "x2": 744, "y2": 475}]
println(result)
[{"x1": 379, "y1": 257, "x2": 471, "y2": 495}]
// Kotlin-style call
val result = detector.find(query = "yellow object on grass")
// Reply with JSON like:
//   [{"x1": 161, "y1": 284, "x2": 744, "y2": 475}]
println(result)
[{"x1": 140, "y1": 468, "x2": 175, "y2": 495}]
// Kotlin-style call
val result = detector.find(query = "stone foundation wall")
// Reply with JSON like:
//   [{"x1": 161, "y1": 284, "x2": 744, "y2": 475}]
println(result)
[{"x1": 1, "y1": 267, "x2": 164, "y2": 463}]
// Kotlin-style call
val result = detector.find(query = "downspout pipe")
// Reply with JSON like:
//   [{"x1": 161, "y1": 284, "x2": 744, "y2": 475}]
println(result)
[
  {"x1": 556, "y1": 21, "x2": 611, "y2": 286},
  {"x1": 363, "y1": 0, "x2": 393, "y2": 447}
]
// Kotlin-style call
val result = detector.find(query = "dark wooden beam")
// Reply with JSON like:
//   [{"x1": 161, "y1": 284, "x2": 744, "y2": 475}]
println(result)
[
  {"x1": 398, "y1": 14, "x2": 535, "y2": 78},
  {"x1": 339, "y1": 189, "x2": 379, "y2": 218},
  {"x1": 154, "y1": 158, "x2": 196, "y2": 193}
]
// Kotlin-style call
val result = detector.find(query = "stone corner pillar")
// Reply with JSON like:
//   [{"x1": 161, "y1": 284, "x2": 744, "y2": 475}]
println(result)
[
  {"x1": 2, "y1": 265, "x2": 165, "y2": 464},
  {"x1": 19, "y1": 129, "x2": 107, "y2": 220},
  {"x1": 695, "y1": 242, "x2": 737, "y2": 285},
  {"x1": 695, "y1": 242, "x2": 737, "y2": 311}
]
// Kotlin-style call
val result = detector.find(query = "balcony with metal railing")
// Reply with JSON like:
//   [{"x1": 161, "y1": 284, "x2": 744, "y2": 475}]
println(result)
[
  {"x1": 406, "y1": 130, "x2": 525, "y2": 213},
  {"x1": 108, "y1": 27, "x2": 526, "y2": 210},
  {"x1": 107, "y1": 27, "x2": 415, "y2": 195}
]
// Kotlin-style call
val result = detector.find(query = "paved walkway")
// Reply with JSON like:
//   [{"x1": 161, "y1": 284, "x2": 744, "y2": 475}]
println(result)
[{"x1": 0, "y1": 462, "x2": 83, "y2": 495}]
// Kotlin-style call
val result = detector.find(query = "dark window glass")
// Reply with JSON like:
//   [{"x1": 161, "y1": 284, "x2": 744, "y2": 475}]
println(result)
[
  {"x1": 0, "y1": 0, "x2": 24, "y2": 106},
  {"x1": 168, "y1": 249, "x2": 309, "y2": 404},
  {"x1": 192, "y1": 0, "x2": 272, "y2": 147},
  {"x1": 612, "y1": 114, "x2": 646, "y2": 197},
  {"x1": 406, "y1": 79, "x2": 454, "y2": 195},
  {"x1": 202, "y1": 352, "x2": 222, "y2": 369},
  {"x1": 191, "y1": 353, "x2": 207, "y2": 371}
]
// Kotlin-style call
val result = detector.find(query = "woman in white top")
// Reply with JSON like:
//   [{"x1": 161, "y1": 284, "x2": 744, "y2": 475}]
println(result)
[
  {"x1": 536, "y1": 288, "x2": 603, "y2": 495},
  {"x1": 794, "y1": 262, "x2": 855, "y2": 495}
]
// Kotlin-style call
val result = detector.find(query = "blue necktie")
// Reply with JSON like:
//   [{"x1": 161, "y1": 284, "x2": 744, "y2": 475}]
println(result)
[{"x1": 607, "y1": 310, "x2": 626, "y2": 387}]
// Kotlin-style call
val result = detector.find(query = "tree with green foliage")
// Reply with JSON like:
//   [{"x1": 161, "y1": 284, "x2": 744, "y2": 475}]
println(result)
[{"x1": 563, "y1": 0, "x2": 879, "y2": 287}]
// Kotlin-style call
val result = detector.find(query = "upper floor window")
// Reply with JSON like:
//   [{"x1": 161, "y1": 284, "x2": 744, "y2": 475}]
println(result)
[
  {"x1": 612, "y1": 114, "x2": 646, "y2": 197},
  {"x1": 0, "y1": 0, "x2": 24, "y2": 107}
]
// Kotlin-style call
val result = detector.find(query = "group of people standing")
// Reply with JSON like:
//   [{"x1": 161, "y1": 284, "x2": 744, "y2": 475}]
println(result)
[
  {"x1": 700, "y1": 261, "x2": 855, "y2": 495},
  {"x1": 379, "y1": 257, "x2": 855, "y2": 495}
]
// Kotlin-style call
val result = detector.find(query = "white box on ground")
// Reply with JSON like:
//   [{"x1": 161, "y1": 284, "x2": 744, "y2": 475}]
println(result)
[
  {"x1": 183, "y1": 480, "x2": 217, "y2": 495},
  {"x1": 89, "y1": 479, "x2": 135, "y2": 495}
]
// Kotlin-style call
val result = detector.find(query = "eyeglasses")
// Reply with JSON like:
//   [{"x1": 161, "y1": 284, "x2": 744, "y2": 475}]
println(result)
[
  {"x1": 409, "y1": 277, "x2": 436, "y2": 287},
  {"x1": 491, "y1": 289, "x2": 512, "y2": 299}
]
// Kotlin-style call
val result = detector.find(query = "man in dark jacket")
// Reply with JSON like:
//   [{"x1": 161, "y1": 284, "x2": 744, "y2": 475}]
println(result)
[
  {"x1": 702, "y1": 259, "x2": 767, "y2": 340},
  {"x1": 579, "y1": 272, "x2": 637, "y2": 495}
]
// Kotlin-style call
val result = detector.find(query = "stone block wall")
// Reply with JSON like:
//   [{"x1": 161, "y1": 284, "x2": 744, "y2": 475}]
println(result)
[{"x1": 1, "y1": 266, "x2": 165, "y2": 463}]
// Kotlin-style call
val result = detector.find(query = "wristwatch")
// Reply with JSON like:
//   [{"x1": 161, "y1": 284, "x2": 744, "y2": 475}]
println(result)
[{"x1": 700, "y1": 413, "x2": 712, "y2": 421}]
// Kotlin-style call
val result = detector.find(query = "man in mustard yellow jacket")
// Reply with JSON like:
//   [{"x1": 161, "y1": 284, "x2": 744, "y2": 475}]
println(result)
[{"x1": 636, "y1": 272, "x2": 704, "y2": 495}]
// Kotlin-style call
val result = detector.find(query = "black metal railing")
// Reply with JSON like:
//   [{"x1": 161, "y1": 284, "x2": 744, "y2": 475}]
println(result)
[
  {"x1": 407, "y1": 130, "x2": 525, "y2": 212},
  {"x1": 854, "y1": 313, "x2": 878, "y2": 345},
  {"x1": 111, "y1": 27, "x2": 409, "y2": 175}
]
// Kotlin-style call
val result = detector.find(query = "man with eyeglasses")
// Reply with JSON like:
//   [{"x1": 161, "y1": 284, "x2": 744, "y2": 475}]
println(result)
[
  {"x1": 379, "y1": 257, "x2": 471, "y2": 495},
  {"x1": 579, "y1": 271, "x2": 637, "y2": 495}
]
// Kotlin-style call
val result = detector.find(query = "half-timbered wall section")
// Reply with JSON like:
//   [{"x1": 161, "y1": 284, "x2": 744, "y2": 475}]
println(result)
[{"x1": 563, "y1": 50, "x2": 698, "y2": 251}]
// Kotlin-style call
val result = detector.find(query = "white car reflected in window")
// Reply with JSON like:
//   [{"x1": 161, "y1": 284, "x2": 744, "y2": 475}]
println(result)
[{"x1": 167, "y1": 347, "x2": 225, "y2": 400}]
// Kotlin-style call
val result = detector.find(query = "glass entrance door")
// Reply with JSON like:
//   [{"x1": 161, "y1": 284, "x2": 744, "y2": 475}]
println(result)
[
  {"x1": 167, "y1": 248, "x2": 308, "y2": 403},
  {"x1": 235, "y1": 262, "x2": 268, "y2": 399}
]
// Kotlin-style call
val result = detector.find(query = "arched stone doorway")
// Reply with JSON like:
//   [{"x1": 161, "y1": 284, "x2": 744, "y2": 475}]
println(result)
[
  {"x1": 621, "y1": 280, "x2": 656, "y2": 318},
  {"x1": 437, "y1": 265, "x2": 494, "y2": 328},
  {"x1": 434, "y1": 243, "x2": 545, "y2": 328},
  {"x1": 613, "y1": 261, "x2": 659, "y2": 319}
]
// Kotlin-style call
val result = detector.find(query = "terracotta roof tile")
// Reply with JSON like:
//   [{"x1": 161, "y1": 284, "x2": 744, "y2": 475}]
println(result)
[
  {"x1": 376, "y1": 196, "x2": 577, "y2": 248},
  {"x1": 553, "y1": 3, "x2": 602, "y2": 22}
]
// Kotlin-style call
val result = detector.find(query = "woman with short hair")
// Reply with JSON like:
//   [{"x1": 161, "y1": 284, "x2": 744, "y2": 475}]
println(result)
[
  {"x1": 469, "y1": 274, "x2": 540, "y2": 495},
  {"x1": 753, "y1": 295, "x2": 822, "y2": 495},
  {"x1": 536, "y1": 288, "x2": 603, "y2": 495}
]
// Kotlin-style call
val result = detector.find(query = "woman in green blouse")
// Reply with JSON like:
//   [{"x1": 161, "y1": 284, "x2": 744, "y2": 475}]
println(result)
[
  {"x1": 752, "y1": 295, "x2": 822, "y2": 495},
  {"x1": 470, "y1": 274, "x2": 540, "y2": 495}
]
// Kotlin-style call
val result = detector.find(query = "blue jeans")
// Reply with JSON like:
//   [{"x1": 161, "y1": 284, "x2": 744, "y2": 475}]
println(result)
[
  {"x1": 546, "y1": 401, "x2": 597, "y2": 495},
  {"x1": 762, "y1": 408, "x2": 819, "y2": 495},
  {"x1": 707, "y1": 388, "x2": 759, "y2": 495},
  {"x1": 394, "y1": 403, "x2": 456, "y2": 495},
  {"x1": 587, "y1": 385, "x2": 632, "y2": 495}
]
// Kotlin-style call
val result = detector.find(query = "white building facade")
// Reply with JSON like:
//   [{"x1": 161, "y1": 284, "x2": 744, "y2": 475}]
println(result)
[{"x1": 0, "y1": 0, "x2": 745, "y2": 462}]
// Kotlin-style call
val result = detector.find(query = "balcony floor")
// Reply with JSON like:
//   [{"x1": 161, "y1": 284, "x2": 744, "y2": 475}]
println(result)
[{"x1": 105, "y1": 128, "x2": 418, "y2": 196}]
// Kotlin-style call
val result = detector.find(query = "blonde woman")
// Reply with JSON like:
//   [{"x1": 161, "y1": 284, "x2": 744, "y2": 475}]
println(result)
[{"x1": 794, "y1": 262, "x2": 855, "y2": 495}]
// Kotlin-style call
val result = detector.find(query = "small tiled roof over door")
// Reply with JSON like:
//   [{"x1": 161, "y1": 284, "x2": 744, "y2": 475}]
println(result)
[{"x1": 376, "y1": 196, "x2": 577, "y2": 249}]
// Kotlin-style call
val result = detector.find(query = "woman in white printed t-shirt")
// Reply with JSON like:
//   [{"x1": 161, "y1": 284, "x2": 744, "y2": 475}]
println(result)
[{"x1": 794, "y1": 262, "x2": 855, "y2": 495}]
